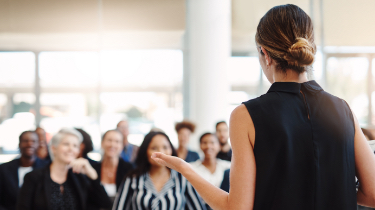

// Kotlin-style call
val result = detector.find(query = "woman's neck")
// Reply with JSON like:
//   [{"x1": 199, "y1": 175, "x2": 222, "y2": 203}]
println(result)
[
  {"x1": 102, "y1": 155, "x2": 119, "y2": 167},
  {"x1": 50, "y1": 160, "x2": 69, "y2": 184},
  {"x1": 202, "y1": 156, "x2": 217, "y2": 167},
  {"x1": 273, "y1": 69, "x2": 308, "y2": 83},
  {"x1": 177, "y1": 145, "x2": 188, "y2": 152},
  {"x1": 149, "y1": 165, "x2": 170, "y2": 177}
]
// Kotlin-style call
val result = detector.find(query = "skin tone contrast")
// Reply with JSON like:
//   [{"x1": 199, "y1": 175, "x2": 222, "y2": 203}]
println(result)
[{"x1": 151, "y1": 46, "x2": 375, "y2": 209}]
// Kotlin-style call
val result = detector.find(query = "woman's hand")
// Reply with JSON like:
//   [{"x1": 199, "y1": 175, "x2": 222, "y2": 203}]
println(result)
[
  {"x1": 151, "y1": 152, "x2": 190, "y2": 174},
  {"x1": 69, "y1": 158, "x2": 98, "y2": 180}
]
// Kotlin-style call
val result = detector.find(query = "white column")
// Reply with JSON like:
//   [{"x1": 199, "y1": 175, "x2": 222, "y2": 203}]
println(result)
[{"x1": 184, "y1": 0, "x2": 231, "y2": 150}]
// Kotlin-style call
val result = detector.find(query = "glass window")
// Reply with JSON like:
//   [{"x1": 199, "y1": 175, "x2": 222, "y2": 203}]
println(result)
[
  {"x1": 100, "y1": 50, "x2": 183, "y2": 88},
  {"x1": 39, "y1": 93, "x2": 100, "y2": 146},
  {"x1": 0, "y1": 52, "x2": 35, "y2": 87},
  {"x1": 327, "y1": 57, "x2": 369, "y2": 125},
  {"x1": 39, "y1": 52, "x2": 100, "y2": 87},
  {"x1": 100, "y1": 92, "x2": 183, "y2": 147}
]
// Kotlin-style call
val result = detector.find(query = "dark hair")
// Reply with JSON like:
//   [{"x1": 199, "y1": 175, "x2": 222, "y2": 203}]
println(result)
[
  {"x1": 362, "y1": 128, "x2": 375, "y2": 140},
  {"x1": 175, "y1": 120, "x2": 196, "y2": 133},
  {"x1": 199, "y1": 132, "x2": 218, "y2": 143},
  {"x1": 19, "y1": 131, "x2": 37, "y2": 143},
  {"x1": 128, "y1": 131, "x2": 177, "y2": 177},
  {"x1": 215, "y1": 121, "x2": 227, "y2": 130},
  {"x1": 102, "y1": 129, "x2": 123, "y2": 142},
  {"x1": 255, "y1": 4, "x2": 316, "y2": 73},
  {"x1": 75, "y1": 128, "x2": 94, "y2": 157}
]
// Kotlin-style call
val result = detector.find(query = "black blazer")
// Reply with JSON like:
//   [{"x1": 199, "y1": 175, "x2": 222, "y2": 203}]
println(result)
[
  {"x1": 0, "y1": 158, "x2": 49, "y2": 210},
  {"x1": 16, "y1": 164, "x2": 111, "y2": 210},
  {"x1": 92, "y1": 158, "x2": 133, "y2": 190}
]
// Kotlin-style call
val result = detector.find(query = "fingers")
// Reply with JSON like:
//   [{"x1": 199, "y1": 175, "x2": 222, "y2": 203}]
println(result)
[{"x1": 69, "y1": 159, "x2": 87, "y2": 174}]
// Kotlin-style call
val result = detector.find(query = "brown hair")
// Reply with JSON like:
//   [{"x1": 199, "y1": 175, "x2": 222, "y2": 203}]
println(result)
[
  {"x1": 175, "y1": 120, "x2": 196, "y2": 133},
  {"x1": 255, "y1": 4, "x2": 316, "y2": 74}
]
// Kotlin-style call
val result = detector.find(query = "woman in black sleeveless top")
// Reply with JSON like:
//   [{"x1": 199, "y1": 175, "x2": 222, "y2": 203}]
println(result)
[{"x1": 151, "y1": 4, "x2": 375, "y2": 209}]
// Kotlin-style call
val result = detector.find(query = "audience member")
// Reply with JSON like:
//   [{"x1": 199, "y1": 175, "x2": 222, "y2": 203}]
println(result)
[
  {"x1": 112, "y1": 131, "x2": 206, "y2": 210},
  {"x1": 175, "y1": 120, "x2": 200, "y2": 162},
  {"x1": 190, "y1": 133, "x2": 230, "y2": 209},
  {"x1": 76, "y1": 128, "x2": 98, "y2": 166},
  {"x1": 0, "y1": 131, "x2": 49, "y2": 210},
  {"x1": 215, "y1": 121, "x2": 232, "y2": 161},
  {"x1": 117, "y1": 121, "x2": 139, "y2": 163},
  {"x1": 91, "y1": 130, "x2": 133, "y2": 209},
  {"x1": 17, "y1": 128, "x2": 111, "y2": 210},
  {"x1": 191, "y1": 133, "x2": 230, "y2": 187},
  {"x1": 35, "y1": 127, "x2": 50, "y2": 160}
]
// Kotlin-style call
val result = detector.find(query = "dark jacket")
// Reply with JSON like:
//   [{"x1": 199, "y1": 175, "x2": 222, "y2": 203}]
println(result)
[
  {"x1": 0, "y1": 158, "x2": 49, "y2": 210},
  {"x1": 92, "y1": 158, "x2": 133, "y2": 190},
  {"x1": 16, "y1": 164, "x2": 111, "y2": 210}
]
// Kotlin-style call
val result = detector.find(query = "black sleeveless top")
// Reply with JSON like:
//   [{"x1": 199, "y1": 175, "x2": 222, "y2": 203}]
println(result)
[{"x1": 242, "y1": 80, "x2": 356, "y2": 210}]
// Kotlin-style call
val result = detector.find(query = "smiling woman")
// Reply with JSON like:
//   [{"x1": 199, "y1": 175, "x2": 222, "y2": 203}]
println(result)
[{"x1": 16, "y1": 128, "x2": 112, "y2": 210}]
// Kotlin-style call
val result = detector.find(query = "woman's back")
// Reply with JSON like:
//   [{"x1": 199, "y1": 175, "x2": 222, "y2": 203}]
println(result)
[{"x1": 243, "y1": 80, "x2": 356, "y2": 209}]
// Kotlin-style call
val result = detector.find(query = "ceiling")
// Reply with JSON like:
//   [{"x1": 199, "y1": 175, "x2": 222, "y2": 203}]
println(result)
[{"x1": 0, "y1": 0, "x2": 374, "y2": 52}]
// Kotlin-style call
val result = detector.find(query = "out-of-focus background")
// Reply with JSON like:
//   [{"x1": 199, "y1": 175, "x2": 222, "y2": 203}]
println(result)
[{"x1": 0, "y1": 0, "x2": 374, "y2": 159}]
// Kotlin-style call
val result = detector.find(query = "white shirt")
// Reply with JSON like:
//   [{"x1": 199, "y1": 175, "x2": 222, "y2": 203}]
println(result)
[
  {"x1": 18, "y1": 166, "x2": 33, "y2": 187},
  {"x1": 102, "y1": 183, "x2": 117, "y2": 197},
  {"x1": 190, "y1": 159, "x2": 231, "y2": 188}
]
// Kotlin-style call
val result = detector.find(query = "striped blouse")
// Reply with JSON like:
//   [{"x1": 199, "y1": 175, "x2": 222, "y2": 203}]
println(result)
[{"x1": 112, "y1": 170, "x2": 206, "y2": 210}]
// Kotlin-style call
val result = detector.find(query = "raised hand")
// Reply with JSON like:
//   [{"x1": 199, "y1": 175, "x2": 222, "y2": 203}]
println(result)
[{"x1": 69, "y1": 157, "x2": 98, "y2": 180}]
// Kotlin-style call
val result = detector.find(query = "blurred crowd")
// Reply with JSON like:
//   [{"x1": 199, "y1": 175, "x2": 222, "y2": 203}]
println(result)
[{"x1": 0, "y1": 120, "x2": 232, "y2": 210}]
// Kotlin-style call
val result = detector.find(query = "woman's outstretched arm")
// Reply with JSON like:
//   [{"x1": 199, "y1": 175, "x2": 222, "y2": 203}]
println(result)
[
  {"x1": 152, "y1": 104, "x2": 256, "y2": 210},
  {"x1": 354, "y1": 112, "x2": 375, "y2": 207}
]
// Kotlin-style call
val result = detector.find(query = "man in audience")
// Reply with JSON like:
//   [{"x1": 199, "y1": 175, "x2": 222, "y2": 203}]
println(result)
[
  {"x1": 35, "y1": 127, "x2": 50, "y2": 160},
  {"x1": 117, "y1": 120, "x2": 139, "y2": 163},
  {"x1": 215, "y1": 121, "x2": 232, "y2": 161},
  {"x1": 0, "y1": 131, "x2": 49, "y2": 210}
]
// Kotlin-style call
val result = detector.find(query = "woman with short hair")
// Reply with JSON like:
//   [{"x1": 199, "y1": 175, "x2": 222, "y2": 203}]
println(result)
[
  {"x1": 17, "y1": 128, "x2": 111, "y2": 210},
  {"x1": 91, "y1": 129, "x2": 133, "y2": 209},
  {"x1": 151, "y1": 4, "x2": 375, "y2": 209}
]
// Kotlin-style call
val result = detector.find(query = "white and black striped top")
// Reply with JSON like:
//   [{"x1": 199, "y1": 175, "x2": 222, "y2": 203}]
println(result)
[{"x1": 112, "y1": 170, "x2": 206, "y2": 210}]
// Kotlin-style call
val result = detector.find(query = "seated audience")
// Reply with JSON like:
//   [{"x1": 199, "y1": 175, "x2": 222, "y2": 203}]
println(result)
[
  {"x1": 0, "y1": 131, "x2": 49, "y2": 210},
  {"x1": 117, "y1": 120, "x2": 139, "y2": 163},
  {"x1": 112, "y1": 131, "x2": 206, "y2": 210},
  {"x1": 91, "y1": 130, "x2": 133, "y2": 209},
  {"x1": 76, "y1": 128, "x2": 98, "y2": 166},
  {"x1": 35, "y1": 127, "x2": 50, "y2": 160},
  {"x1": 175, "y1": 121, "x2": 200, "y2": 162},
  {"x1": 191, "y1": 133, "x2": 230, "y2": 188},
  {"x1": 215, "y1": 121, "x2": 232, "y2": 161},
  {"x1": 17, "y1": 128, "x2": 111, "y2": 210}
]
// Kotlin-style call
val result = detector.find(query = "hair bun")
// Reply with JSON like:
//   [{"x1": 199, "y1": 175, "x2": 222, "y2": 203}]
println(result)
[{"x1": 284, "y1": 38, "x2": 315, "y2": 67}]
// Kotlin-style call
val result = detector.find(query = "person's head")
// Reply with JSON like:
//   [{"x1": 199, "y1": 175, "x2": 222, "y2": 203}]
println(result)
[
  {"x1": 129, "y1": 132, "x2": 177, "y2": 177},
  {"x1": 255, "y1": 4, "x2": 316, "y2": 83},
  {"x1": 101, "y1": 129, "x2": 124, "y2": 159},
  {"x1": 35, "y1": 127, "x2": 46, "y2": 141},
  {"x1": 19, "y1": 131, "x2": 39, "y2": 159},
  {"x1": 199, "y1": 133, "x2": 220, "y2": 160},
  {"x1": 75, "y1": 128, "x2": 94, "y2": 158},
  {"x1": 117, "y1": 120, "x2": 129, "y2": 142},
  {"x1": 215, "y1": 121, "x2": 229, "y2": 146},
  {"x1": 50, "y1": 128, "x2": 83, "y2": 164},
  {"x1": 175, "y1": 120, "x2": 196, "y2": 148}
]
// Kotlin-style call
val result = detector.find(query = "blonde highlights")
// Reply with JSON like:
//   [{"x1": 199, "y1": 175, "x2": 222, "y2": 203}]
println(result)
[{"x1": 256, "y1": 4, "x2": 316, "y2": 74}]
